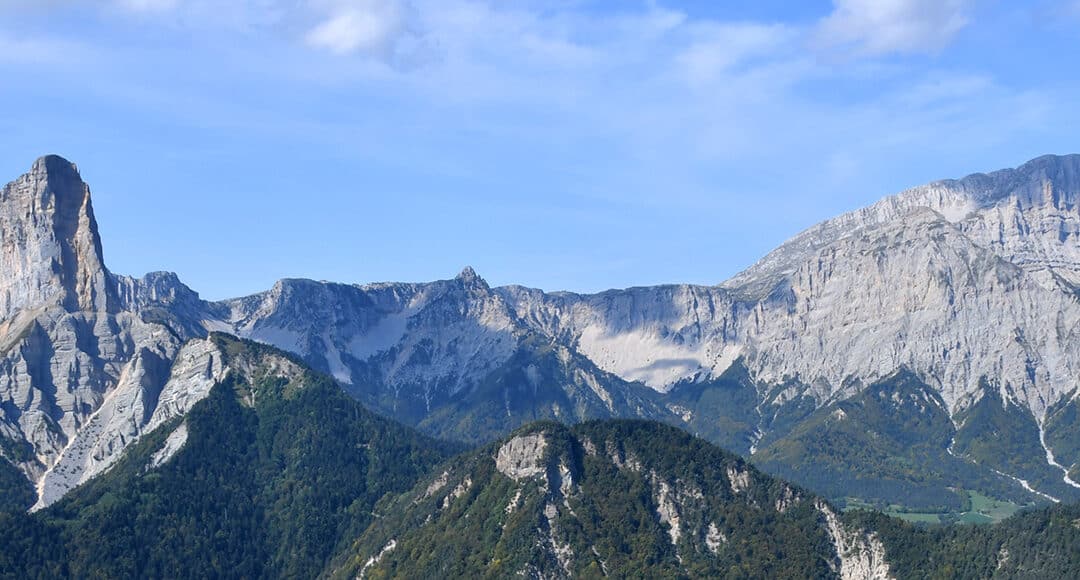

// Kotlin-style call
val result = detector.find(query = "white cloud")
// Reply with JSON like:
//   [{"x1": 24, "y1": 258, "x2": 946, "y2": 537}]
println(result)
[
  {"x1": 100, "y1": 0, "x2": 424, "y2": 62},
  {"x1": 114, "y1": 0, "x2": 179, "y2": 12},
  {"x1": 305, "y1": 0, "x2": 412, "y2": 57},
  {"x1": 815, "y1": 0, "x2": 974, "y2": 56}
]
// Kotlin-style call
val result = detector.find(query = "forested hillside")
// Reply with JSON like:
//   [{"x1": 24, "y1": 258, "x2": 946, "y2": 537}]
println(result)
[{"x1": 0, "y1": 336, "x2": 452, "y2": 579}]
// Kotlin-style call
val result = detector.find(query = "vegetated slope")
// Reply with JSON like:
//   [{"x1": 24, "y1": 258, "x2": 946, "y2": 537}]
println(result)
[
  {"x1": 0, "y1": 457, "x2": 33, "y2": 513},
  {"x1": 329, "y1": 420, "x2": 889, "y2": 579},
  {"x1": 751, "y1": 371, "x2": 1045, "y2": 512},
  {"x1": 331, "y1": 419, "x2": 1080, "y2": 579},
  {"x1": 847, "y1": 503, "x2": 1080, "y2": 579},
  {"x1": 0, "y1": 334, "x2": 452, "y2": 579}
]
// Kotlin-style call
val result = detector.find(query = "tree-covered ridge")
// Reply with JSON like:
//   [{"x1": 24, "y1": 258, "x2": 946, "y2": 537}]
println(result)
[
  {"x1": 847, "y1": 503, "x2": 1080, "y2": 579},
  {"x1": 0, "y1": 335, "x2": 453, "y2": 580},
  {"x1": 333, "y1": 416, "x2": 1080, "y2": 580},
  {"x1": 331, "y1": 420, "x2": 856, "y2": 579}
]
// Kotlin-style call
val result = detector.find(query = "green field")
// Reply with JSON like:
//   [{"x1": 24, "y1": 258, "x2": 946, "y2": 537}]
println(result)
[
  {"x1": 886, "y1": 510, "x2": 945, "y2": 524},
  {"x1": 845, "y1": 491, "x2": 1022, "y2": 525},
  {"x1": 963, "y1": 491, "x2": 1021, "y2": 522}
]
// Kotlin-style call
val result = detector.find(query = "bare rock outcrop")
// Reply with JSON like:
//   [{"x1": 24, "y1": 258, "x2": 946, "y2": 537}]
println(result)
[{"x1": 495, "y1": 432, "x2": 548, "y2": 481}]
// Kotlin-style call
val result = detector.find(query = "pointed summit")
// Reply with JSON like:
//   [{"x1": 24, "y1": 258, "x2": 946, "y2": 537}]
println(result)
[
  {"x1": 455, "y1": 265, "x2": 485, "y2": 287},
  {"x1": 457, "y1": 265, "x2": 477, "y2": 279},
  {"x1": 0, "y1": 155, "x2": 115, "y2": 319}
]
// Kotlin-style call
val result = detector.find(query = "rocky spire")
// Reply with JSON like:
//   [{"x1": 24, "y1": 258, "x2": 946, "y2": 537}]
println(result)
[
  {"x1": 0, "y1": 155, "x2": 115, "y2": 320},
  {"x1": 456, "y1": 265, "x2": 480, "y2": 282},
  {"x1": 455, "y1": 265, "x2": 490, "y2": 290}
]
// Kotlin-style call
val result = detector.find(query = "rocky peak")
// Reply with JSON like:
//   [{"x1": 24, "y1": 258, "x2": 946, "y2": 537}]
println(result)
[
  {"x1": 982, "y1": 153, "x2": 1080, "y2": 208},
  {"x1": 113, "y1": 271, "x2": 221, "y2": 339},
  {"x1": 455, "y1": 265, "x2": 489, "y2": 290},
  {"x1": 724, "y1": 153, "x2": 1080, "y2": 297},
  {"x1": 0, "y1": 155, "x2": 115, "y2": 320},
  {"x1": 114, "y1": 271, "x2": 202, "y2": 308},
  {"x1": 456, "y1": 265, "x2": 478, "y2": 280}
]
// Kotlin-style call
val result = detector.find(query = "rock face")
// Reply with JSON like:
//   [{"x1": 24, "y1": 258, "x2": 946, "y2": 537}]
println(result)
[
  {"x1": 0, "y1": 157, "x2": 219, "y2": 509},
  {"x1": 0, "y1": 155, "x2": 114, "y2": 320},
  {"x1": 222, "y1": 270, "x2": 518, "y2": 396},
  {"x1": 494, "y1": 433, "x2": 549, "y2": 481},
  {"x1": 31, "y1": 338, "x2": 227, "y2": 509},
  {"x1": 489, "y1": 154, "x2": 1080, "y2": 422},
  {"x1": 220, "y1": 271, "x2": 674, "y2": 441},
  {"x1": 817, "y1": 501, "x2": 892, "y2": 580},
  {"x1": 714, "y1": 154, "x2": 1080, "y2": 418}
]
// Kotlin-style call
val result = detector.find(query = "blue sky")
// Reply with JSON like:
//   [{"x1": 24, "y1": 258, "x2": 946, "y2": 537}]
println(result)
[{"x1": 0, "y1": 0, "x2": 1078, "y2": 299}]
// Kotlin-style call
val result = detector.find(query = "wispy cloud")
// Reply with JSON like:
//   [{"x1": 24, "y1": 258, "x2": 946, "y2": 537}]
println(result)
[
  {"x1": 114, "y1": 0, "x2": 179, "y2": 12},
  {"x1": 814, "y1": 0, "x2": 974, "y2": 56},
  {"x1": 675, "y1": 22, "x2": 795, "y2": 85},
  {"x1": 306, "y1": 2, "x2": 405, "y2": 56},
  {"x1": 98, "y1": 0, "x2": 434, "y2": 65},
  {"x1": 303, "y1": 0, "x2": 434, "y2": 64}
]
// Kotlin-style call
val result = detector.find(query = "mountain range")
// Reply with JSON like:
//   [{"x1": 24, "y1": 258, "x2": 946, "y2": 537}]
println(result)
[
  {"x1": 2, "y1": 152, "x2": 1080, "y2": 521},
  {"x1": 0, "y1": 151, "x2": 1075, "y2": 574}
]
